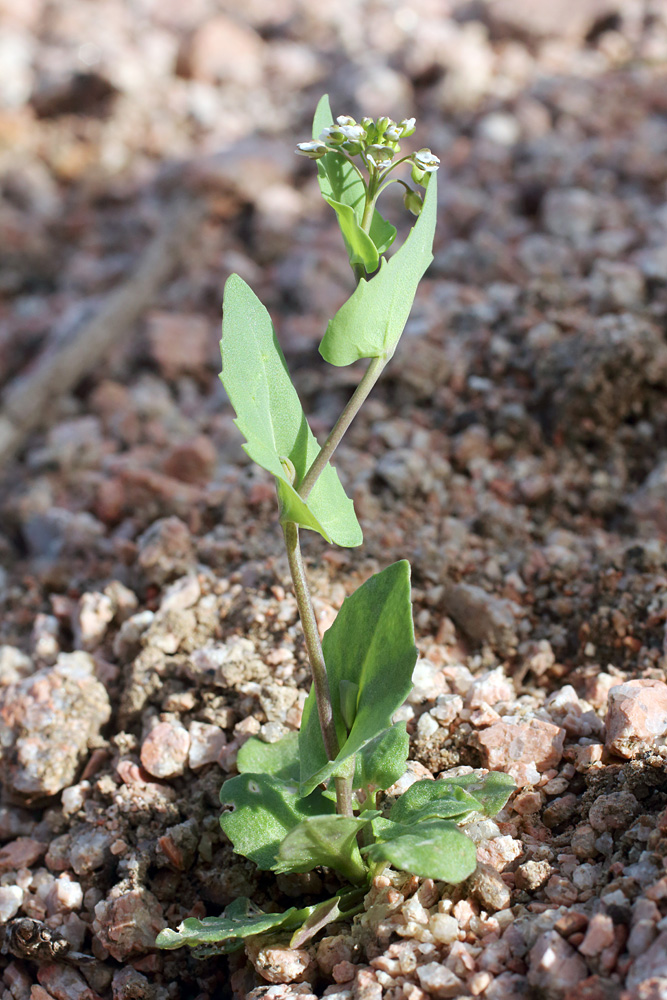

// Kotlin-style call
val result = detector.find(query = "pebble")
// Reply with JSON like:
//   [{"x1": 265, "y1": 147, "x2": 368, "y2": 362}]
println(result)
[
  {"x1": 136, "y1": 517, "x2": 196, "y2": 586},
  {"x1": 465, "y1": 667, "x2": 514, "y2": 709},
  {"x1": 578, "y1": 914, "x2": 615, "y2": 957},
  {"x1": 0, "y1": 652, "x2": 111, "y2": 800},
  {"x1": 74, "y1": 592, "x2": 114, "y2": 651},
  {"x1": 46, "y1": 873, "x2": 83, "y2": 913},
  {"x1": 626, "y1": 931, "x2": 667, "y2": 989},
  {"x1": 628, "y1": 898, "x2": 660, "y2": 957},
  {"x1": 69, "y1": 827, "x2": 113, "y2": 875},
  {"x1": 477, "y1": 718, "x2": 566, "y2": 787},
  {"x1": 442, "y1": 584, "x2": 518, "y2": 655},
  {"x1": 140, "y1": 720, "x2": 190, "y2": 778},
  {"x1": 146, "y1": 311, "x2": 211, "y2": 378},
  {"x1": 245, "y1": 938, "x2": 316, "y2": 985},
  {"x1": 187, "y1": 720, "x2": 226, "y2": 769},
  {"x1": 588, "y1": 791, "x2": 640, "y2": 833},
  {"x1": 516, "y1": 859, "x2": 552, "y2": 891},
  {"x1": 93, "y1": 887, "x2": 166, "y2": 961},
  {"x1": 159, "y1": 574, "x2": 201, "y2": 613},
  {"x1": 0, "y1": 884, "x2": 24, "y2": 920},
  {"x1": 467, "y1": 863, "x2": 511, "y2": 911},
  {"x1": 428, "y1": 912, "x2": 459, "y2": 945},
  {"x1": 528, "y1": 930, "x2": 588, "y2": 995},
  {"x1": 605, "y1": 679, "x2": 667, "y2": 759},
  {"x1": 37, "y1": 962, "x2": 102, "y2": 1000},
  {"x1": 163, "y1": 435, "x2": 217, "y2": 485},
  {"x1": 542, "y1": 188, "x2": 600, "y2": 242},
  {"x1": 416, "y1": 962, "x2": 465, "y2": 997},
  {"x1": 0, "y1": 837, "x2": 46, "y2": 872},
  {"x1": 177, "y1": 15, "x2": 264, "y2": 86},
  {"x1": 0, "y1": 645, "x2": 33, "y2": 684}
]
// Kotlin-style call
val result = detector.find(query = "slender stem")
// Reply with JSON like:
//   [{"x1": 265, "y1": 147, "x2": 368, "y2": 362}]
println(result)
[
  {"x1": 334, "y1": 776, "x2": 355, "y2": 819},
  {"x1": 298, "y1": 353, "x2": 386, "y2": 500},
  {"x1": 283, "y1": 522, "x2": 338, "y2": 760}
]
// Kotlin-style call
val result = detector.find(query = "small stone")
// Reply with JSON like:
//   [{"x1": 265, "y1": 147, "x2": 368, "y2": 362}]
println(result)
[
  {"x1": 477, "y1": 718, "x2": 566, "y2": 787},
  {"x1": 442, "y1": 584, "x2": 518, "y2": 656},
  {"x1": 93, "y1": 887, "x2": 166, "y2": 961},
  {"x1": 467, "y1": 863, "x2": 511, "y2": 911},
  {"x1": 515, "y1": 859, "x2": 552, "y2": 892},
  {"x1": 543, "y1": 793, "x2": 578, "y2": 829},
  {"x1": 588, "y1": 791, "x2": 640, "y2": 833},
  {"x1": 46, "y1": 873, "x2": 83, "y2": 914},
  {"x1": 140, "y1": 721, "x2": 190, "y2": 779},
  {"x1": 626, "y1": 931, "x2": 667, "y2": 989},
  {"x1": 69, "y1": 827, "x2": 112, "y2": 876},
  {"x1": 605, "y1": 679, "x2": 667, "y2": 759},
  {"x1": 316, "y1": 935, "x2": 352, "y2": 977},
  {"x1": 188, "y1": 720, "x2": 226, "y2": 770},
  {"x1": 163, "y1": 436, "x2": 217, "y2": 484},
  {"x1": 146, "y1": 311, "x2": 210, "y2": 378},
  {"x1": 528, "y1": 930, "x2": 588, "y2": 994},
  {"x1": 578, "y1": 914, "x2": 615, "y2": 957},
  {"x1": 543, "y1": 188, "x2": 599, "y2": 242},
  {"x1": 429, "y1": 912, "x2": 459, "y2": 945},
  {"x1": 2, "y1": 835, "x2": 44, "y2": 874},
  {"x1": 74, "y1": 592, "x2": 114, "y2": 650},
  {"x1": 416, "y1": 962, "x2": 465, "y2": 998},
  {"x1": 38, "y1": 960, "x2": 103, "y2": 999},
  {"x1": 628, "y1": 898, "x2": 660, "y2": 957},
  {"x1": 589, "y1": 259, "x2": 645, "y2": 310},
  {"x1": 177, "y1": 15, "x2": 264, "y2": 86},
  {"x1": 0, "y1": 884, "x2": 24, "y2": 920},
  {"x1": 476, "y1": 835, "x2": 523, "y2": 872},
  {"x1": 246, "y1": 938, "x2": 316, "y2": 985},
  {"x1": 137, "y1": 517, "x2": 196, "y2": 586},
  {"x1": 466, "y1": 667, "x2": 514, "y2": 709}
]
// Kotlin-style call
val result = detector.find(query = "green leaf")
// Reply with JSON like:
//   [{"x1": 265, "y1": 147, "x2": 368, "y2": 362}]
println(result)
[
  {"x1": 313, "y1": 95, "x2": 396, "y2": 275},
  {"x1": 219, "y1": 773, "x2": 334, "y2": 871},
  {"x1": 220, "y1": 274, "x2": 362, "y2": 548},
  {"x1": 273, "y1": 813, "x2": 374, "y2": 884},
  {"x1": 364, "y1": 818, "x2": 477, "y2": 883},
  {"x1": 299, "y1": 561, "x2": 418, "y2": 796},
  {"x1": 319, "y1": 173, "x2": 437, "y2": 366},
  {"x1": 439, "y1": 771, "x2": 516, "y2": 817},
  {"x1": 354, "y1": 723, "x2": 409, "y2": 792},
  {"x1": 289, "y1": 888, "x2": 365, "y2": 949},
  {"x1": 236, "y1": 733, "x2": 300, "y2": 782},
  {"x1": 389, "y1": 779, "x2": 483, "y2": 826},
  {"x1": 156, "y1": 897, "x2": 306, "y2": 953}
]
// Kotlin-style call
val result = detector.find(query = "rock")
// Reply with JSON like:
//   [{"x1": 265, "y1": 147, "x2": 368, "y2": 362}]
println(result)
[
  {"x1": 578, "y1": 914, "x2": 615, "y2": 957},
  {"x1": 37, "y1": 960, "x2": 103, "y2": 999},
  {"x1": 627, "y1": 898, "x2": 660, "y2": 957},
  {"x1": 528, "y1": 930, "x2": 588, "y2": 996},
  {"x1": 69, "y1": 827, "x2": 113, "y2": 876},
  {"x1": 416, "y1": 961, "x2": 465, "y2": 998},
  {"x1": 46, "y1": 874, "x2": 83, "y2": 914},
  {"x1": 605, "y1": 679, "x2": 667, "y2": 758},
  {"x1": 588, "y1": 791, "x2": 640, "y2": 833},
  {"x1": 543, "y1": 794, "x2": 579, "y2": 829},
  {"x1": 543, "y1": 188, "x2": 600, "y2": 242},
  {"x1": 245, "y1": 938, "x2": 317, "y2": 985},
  {"x1": 626, "y1": 931, "x2": 667, "y2": 989},
  {"x1": 515, "y1": 859, "x2": 552, "y2": 891},
  {"x1": 0, "y1": 837, "x2": 46, "y2": 872},
  {"x1": 137, "y1": 517, "x2": 196, "y2": 586},
  {"x1": 188, "y1": 720, "x2": 226, "y2": 770},
  {"x1": 465, "y1": 667, "x2": 514, "y2": 709},
  {"x1": 163, "y1": 436, "x2": 217, "y2": 484},
  {"x1": 0, "y1": 653, "x2": 110, "y2": 801},
  {"x1": 487, "y1": 0, "x2": 621, "y2": 42},
  {"x1": 176, "y1": 15, "x2": 264, "y2": 86},
  {"x1": 0, "y1": 884, "x2": 24, "y2": 920},
  {"x1": 477, "y1": 718, "x2": 566, "y2": 787},
  {"x1": 589, "y1": 260, "x2": 645, "y2": 311},
  {"x1": 467, "y1": 862, "x2": 511, "y2": 911},
  {"x1": 146, "y1": 311, "x2": 211, "y2": 379},
  {"x1": 442, "y1": 583, "x2": 519, "y2": 655},
  {"x1": 21, "y1": 508, "x2": 105, "y2": 561},
  {"x1": 92, "y1": 887, "x2": 166, "y2": 962},
  {"x1": 140, "y1": 720, "x2": 190, "y2": 778},
  {"x1": 74, "y1": 592, "x2": 114, "y2": 651},
  {"x1": 0, "y1": 645, "x2": 33, "y2": 684},
  {"x1": 429, "y1": 912, "x2": 459, "y2": 945}
]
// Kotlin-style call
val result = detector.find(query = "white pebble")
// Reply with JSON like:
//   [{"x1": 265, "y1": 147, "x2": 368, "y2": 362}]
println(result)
[
  {"x1": 429, "y1": 912, "x2": 460, "y2": 944},
  {"x1": 417, "y1": 712, "x2": 440, "y2": 738},
  {"x1": 0, "y1": 885, "x2": 23, "y2": 920}
]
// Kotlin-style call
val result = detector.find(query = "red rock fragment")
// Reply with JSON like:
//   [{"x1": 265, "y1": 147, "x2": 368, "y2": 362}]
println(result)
[
  {"x1": 92, "y1": 887, "x2": 166, "y2": 961},
  {"x1": 162, "y1": 435, "x2": 217, "y2": 484},
  {"x1": 0, "y1": 837, "x2": 47, "y2": 872},
  {"x1": 477, "y1": 718, "x2": 566, "y2": 787},
  {"x1": 140, "y1": 721, "x2": 190, "y2": 779},
  {"x1": 605, "y1": 679, "x2": 667, "y2": 759}
]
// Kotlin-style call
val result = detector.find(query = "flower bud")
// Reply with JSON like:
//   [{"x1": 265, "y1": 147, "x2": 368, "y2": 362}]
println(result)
[
  {"x1": 383, "y1": 124, "x2": 402, "y2": 142},
  {"x1": 361, "y1": 116, "x2": 373, "y2": 130},
  {"x1": 403, "y1": 187, "x2": 423, "y2": 216},
  {"x1": 319, "y1": 126, "x2": 346, "y2": 145},
  {"x1": 336, "y1": 115, "x2": 356, "y2": 126},
  {"x1": 375, "y1": 116, "x2": 393, "y2": 136},
  {"x1": 295, "y1": 140, "x2": 328, "y2": 159},
  {"x1": 338, "y1": 123, "x2": 366, "y2": 142},
  {"x1": 412, "y1": 148, "x2": 440, "y2": 173},
  {"x1": 366, "y1": 143, "x2": 394, "y2": 164},
  {"x1": 399, "y1": 118, "x2": 416, "y2": 137}
]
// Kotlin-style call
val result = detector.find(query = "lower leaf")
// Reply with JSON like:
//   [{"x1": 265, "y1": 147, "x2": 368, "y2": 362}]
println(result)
[
  {"x1": 156, "y1": 897, "x2": 306, "y2": 953},
  {"x1": 273, "y1": 813, "x2": 376, "y2": 884},
  {"x1": 364, "y1": 818, "x2": 477, "y2": 883}
]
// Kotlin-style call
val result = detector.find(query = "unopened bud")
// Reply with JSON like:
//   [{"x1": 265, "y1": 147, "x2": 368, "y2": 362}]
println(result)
[
  {"x1": 375, "y1": 116, "x2": 393, "y2": 136},
  {"x1": 399, "y1": 117, "x2": 416, "y2": 137},
  {"x1": 403, "y1": 188, "x2": 423, "y2": 216},
  {"x1": 336, "y1": 115, "x2": 356, "y2": 126},
  {"x1": 295, "y1": 140, "x2": 328, "y2": 159},
  {"x1": 319, "y1": 126, "x2": 346, "y2": 145}
]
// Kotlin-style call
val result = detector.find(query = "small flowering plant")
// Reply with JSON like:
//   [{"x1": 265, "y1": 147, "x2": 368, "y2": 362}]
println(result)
[{"x1": 157, "y1": 97, "x2": 513, "y2": 958}]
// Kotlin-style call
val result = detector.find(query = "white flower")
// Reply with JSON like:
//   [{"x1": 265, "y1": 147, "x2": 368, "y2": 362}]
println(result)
[
  {"x1": 295, "y1": 140, "x2": 328, "y2": 159},
  {"x1": 365, "y1": 143, "x2": 394, "y2": 168},
  {"x1": 338, "y1": 123, "x2": 366, "y2": 142},
  {"x1": 383, "y1": 125, "x2": 402, "y2": 141},
  {"x1": 336, "y1": 115, "x2": 356, "y2": 126},
  {"x1": 319, "y1": 125, "x2": 345, "y2": 144},
  {"x1": 412, "y1": 148, "x2": 440, "y2": 172},
  {"x1": 399, "y1": 117, "x2": 416, "y2": 137}
]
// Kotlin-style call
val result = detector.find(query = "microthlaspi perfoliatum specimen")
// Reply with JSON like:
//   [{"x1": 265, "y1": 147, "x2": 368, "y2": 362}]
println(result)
[{"x1": 157, "y1": 96, "x2": 514, "y2": 959}]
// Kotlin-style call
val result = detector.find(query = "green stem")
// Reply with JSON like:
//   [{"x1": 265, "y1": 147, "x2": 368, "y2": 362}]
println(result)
[
  {"x1": 298, "y1": 354, "x2": 386, "y2": 500},
  {"x1": 283, "y1": 522, "x2": 354, "y2": 818}
]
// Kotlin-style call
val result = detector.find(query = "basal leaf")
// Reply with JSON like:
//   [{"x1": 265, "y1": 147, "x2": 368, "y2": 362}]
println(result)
[
  {"x1": 299, "y1": 561, "x2": 417, "y2": 796},
  {"x1": 364, "y1": 818, "x2": 477, "y2": 883},
  {"x1": 353, "y1": 723, "x2": 409, "y2": 792},
  {"x1": 289, "y1": 887, "x2": 365, "y2": 949},
  {"x1": 313, "y1": 95, "x2": 396, "y2": 275},
  {"x1": 156, "y1": 897, "x2": 305, "y2": 952},
  {"x1": 273, "y1": 813, "x2": 374, "y2": 884},
  {"x1": 389, "y1": 779, "x2": 483, "y2": 826},
  {"x1": 219, "y1": 773, "x2": 334, "y2": 871},
  {"x1": 236, "y1": 733, "x2": 300, "y2": 782},
  {"x1": 319, "y1": 174, "x2": 437, "y2": 366},
  {"x1": 220, "y1": 274, "x2": 362, "y2": 547},
  {"x1": 438, "y1": 770, "x2": 516, "y2": 817}
]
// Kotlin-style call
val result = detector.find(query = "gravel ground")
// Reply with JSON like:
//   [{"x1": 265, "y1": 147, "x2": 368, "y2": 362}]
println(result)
[{"x1": 2, "y1": 1, "x2": 667, "y2": 998}]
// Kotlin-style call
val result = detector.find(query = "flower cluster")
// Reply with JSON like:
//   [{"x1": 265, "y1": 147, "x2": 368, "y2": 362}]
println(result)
[{"x1": 296, "y1": 113, "x2": 439, "y2": 186}]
